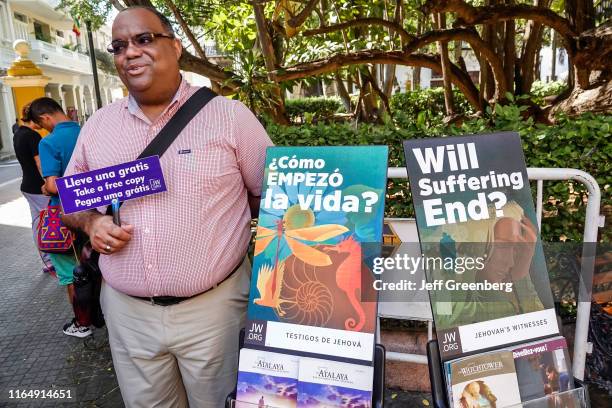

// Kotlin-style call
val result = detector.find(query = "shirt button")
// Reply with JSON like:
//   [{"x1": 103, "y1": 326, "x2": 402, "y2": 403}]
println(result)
[
  {"x1": 144, "y1": 228, "x2": 150, "y2": 233},
  {"x1": 147, "y1": 264, "x2": 152, "y2": 269}
]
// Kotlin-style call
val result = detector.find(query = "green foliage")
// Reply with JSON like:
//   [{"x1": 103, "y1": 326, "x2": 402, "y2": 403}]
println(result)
[
  {"x1": 285, "y1": 97, "x2": 345, "y2": 124},
  {"x1": 266, "y1": 109, "x2": 611, "y2": 242},
  {"x1": 225, "y1": 49, "x2": 278, "y2": 113},
  {"x1": 94, "y1": 49, "x2": 116, "y2": 75},
  {"x1": 34, "y1": 32, "x2": 54, "y2": 44},
  {"x1": 529, "y1": 81, "x2": 568, "y2": 105},
  {"x1": 57, "y1": 0, "x2": 110, "y2": 29},
  {"x1": 196, "y1": 1, "x2": 259, "y2": 54},
  {"x1": 390, "y1": 88, "x2": 473, "y2": 121}
]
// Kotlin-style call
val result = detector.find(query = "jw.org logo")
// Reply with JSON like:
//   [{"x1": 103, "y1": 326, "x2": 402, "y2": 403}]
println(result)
[{"x1": 150, "y1": 179, "x2": 162, "y2": 190}]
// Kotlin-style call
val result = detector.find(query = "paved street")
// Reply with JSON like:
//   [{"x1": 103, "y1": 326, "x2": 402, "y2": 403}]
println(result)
[
  {"x1": 0, "y1": 162, "x2": 431, "y2": 407},
  {"x1": 0, "y1": 161, "x2": 122, "y2": 407}
]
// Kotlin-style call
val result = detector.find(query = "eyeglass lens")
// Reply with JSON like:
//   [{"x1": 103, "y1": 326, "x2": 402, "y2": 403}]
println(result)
[{"x1": 108, "y1": 33, "x2": 158, "y2": 55}]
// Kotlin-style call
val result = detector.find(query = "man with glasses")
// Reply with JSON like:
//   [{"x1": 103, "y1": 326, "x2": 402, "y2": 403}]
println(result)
[{"x1": 62, "y1": 6, "x2": 273, "y2": 407}]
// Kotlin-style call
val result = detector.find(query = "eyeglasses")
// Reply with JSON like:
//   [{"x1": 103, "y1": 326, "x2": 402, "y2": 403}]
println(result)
[{"x1": 107, "y1": 32, "x2": 175, "y2": 55}]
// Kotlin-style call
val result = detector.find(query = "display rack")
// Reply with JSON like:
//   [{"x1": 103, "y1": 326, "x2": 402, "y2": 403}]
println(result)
[
  {"x1": 386, "y1": 167, "x2": 602, "y2": 383},
  {"x1": 227, "y1": 167, "x2": 602, "y2": 408},
  {"x1": 225, "y1": 330, "x2": 386, "y2": 408},
  {"x1": 427, "y1": 339, "x2": 591, "y2": 408},
  {"x1": 387, "y1": 167, "x2": 601, "y2": 408}
]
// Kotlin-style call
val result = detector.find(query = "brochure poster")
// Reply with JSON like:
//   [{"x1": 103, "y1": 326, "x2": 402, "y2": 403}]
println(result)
[
  {"x1": 448, "y1": 350, "x2": 522, "y2": 408},
  {"x1": 511, "y1": 337, "x2": 574, "y2": 402},
  {"x1": 236, "y1": 348, "x2": 299, "y2": 408},
  {"x1": 403, "y1": 132, "x2": 558, "y2": 360},
  {"x1": 245, "y1": 146, "x2": 388, "y2": 362},
  {"x1": 297, "y1": 358, "x2": 373, "y2": 408}
]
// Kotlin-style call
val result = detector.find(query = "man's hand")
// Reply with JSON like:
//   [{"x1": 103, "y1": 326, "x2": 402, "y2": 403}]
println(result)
[
  {"x1": 44, "y1": 176, "x2": 59, "y2": 195},
  {"x1": 477, "y1": 216, "x2": 538, "y2": 283},
  {"x1": 87, "y1": 215, "x2": 134, "y2": 255}
]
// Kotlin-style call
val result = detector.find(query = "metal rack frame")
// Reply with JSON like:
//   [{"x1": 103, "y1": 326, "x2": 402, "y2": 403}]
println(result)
[{"x1": 382, "y1": 167, "x2": 603, "y2": 381}]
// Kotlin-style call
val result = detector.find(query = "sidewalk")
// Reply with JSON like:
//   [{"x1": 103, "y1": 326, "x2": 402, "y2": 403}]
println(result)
[
  {"x1": 0, "y1": 196, "x2": 432, "y2": 407},
  {"x1": 0, "y1": 152, "x2": 16, "y2": 162},
  {"x1": 0, "y1": 222, "x2": 122, "y2": 407}
]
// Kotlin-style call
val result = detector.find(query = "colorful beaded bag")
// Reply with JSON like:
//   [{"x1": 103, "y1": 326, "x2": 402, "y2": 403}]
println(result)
[{"x1": 36, "y1": 204, "x2": 73, "y2": 253}]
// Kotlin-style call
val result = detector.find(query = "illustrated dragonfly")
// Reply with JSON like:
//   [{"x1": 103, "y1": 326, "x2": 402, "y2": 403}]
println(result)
[
  {"x1": 254, "y1": 220, "x2": 349, "y2": 267},
  {"x1": 253, "y1": 206, "x2": 348, "y2": 312}
]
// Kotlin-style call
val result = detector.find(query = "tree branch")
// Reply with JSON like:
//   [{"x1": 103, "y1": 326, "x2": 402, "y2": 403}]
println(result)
[
  {"x1": 123, "y1": 0, "x2": 155, "y2": 6},
  {"x1": 109, "y1": 0, "x2": 125, "y2": 11},
  {"x1": 179, "y1": 50, "x2": 239, "y2": 92},
  {"x1": 303, "y1": 17, "x2": 414, "y2": 44},
  {"x1": 423, "y1": 0, "x2": 577, "y2": 51},
  {"x1": 162, "y1": 0, "x2": 208, "y2": 61},
  {"x1": 287, "y1": 0, "x2": 320, "y2": 29},
  {"x1": 402, "y1": 28, "x2": 507, "y2": 98},
  {"x1": 274, "y1": 50, "x2": 480, "y2": 108}
]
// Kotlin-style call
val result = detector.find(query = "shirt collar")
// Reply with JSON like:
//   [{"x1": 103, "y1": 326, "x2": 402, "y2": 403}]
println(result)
[
  {"x1": 53, "y1": 121, "x2": 78, "y2": 130},
  {"x1": 126, "y1": 76, "x2": 188, "y2": 124}
]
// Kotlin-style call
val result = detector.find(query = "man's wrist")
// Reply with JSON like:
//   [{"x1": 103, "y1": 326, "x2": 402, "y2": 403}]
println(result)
[
  {"x1": 62, "y1": 210, "x2": 103, "y2": 236},
  {"x1": 83, "y1": 212, "x2": 103, "y2": 236}
]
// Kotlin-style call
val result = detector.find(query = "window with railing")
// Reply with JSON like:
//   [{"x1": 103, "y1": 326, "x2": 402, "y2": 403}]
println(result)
[
  {"x1": 13, "y1": 12, "x2": 26, "y2": 23},
  {"x1": 33, "y1": 20, "x2": 53, "y2": 43},
  {"x1": 13, "y1": 19, "x2": 29, "y2": 41},
  {"x1": 0, "y1": 2, "x2": 9, "y2": 41}
]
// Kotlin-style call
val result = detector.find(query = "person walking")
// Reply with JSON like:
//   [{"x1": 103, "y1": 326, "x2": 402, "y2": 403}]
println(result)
[
  {"x1": 62, "y1": 6, "x2": 272, "y2": 407},
  {"x1": 30, "y1": 97, "x2": 91, "y2": 338},
  {"x1": 12, "y1": 103, "x2": 54, "y2": 274}
]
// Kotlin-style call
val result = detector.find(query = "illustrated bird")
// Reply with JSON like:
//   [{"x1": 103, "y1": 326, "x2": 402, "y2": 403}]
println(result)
[{"x1": 254, "y1": 262, "x2": 292, "y2": 316}]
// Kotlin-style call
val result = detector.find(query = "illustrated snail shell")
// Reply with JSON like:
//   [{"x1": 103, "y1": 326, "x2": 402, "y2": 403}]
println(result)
[{"x1": 280, "y1": 255, "x2": 333, "y2": 326}]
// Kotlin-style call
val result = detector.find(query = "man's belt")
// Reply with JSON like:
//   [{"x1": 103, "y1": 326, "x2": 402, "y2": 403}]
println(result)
[{"x1": 131, "y1": 260, "x2": 243, "y2": 306}]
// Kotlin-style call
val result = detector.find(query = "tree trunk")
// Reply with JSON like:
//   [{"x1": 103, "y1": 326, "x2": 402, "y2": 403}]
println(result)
[
  {"x1": 435, "y1": 13, "x2": 455, "y2": 115},
  {"x1": 479, "y1": 31, "x2": 489, "y2": 105},
  {"x1": 163, "y1": 0, "x2": 207, "y2": 60},
  {"x1": 454, "y1": 40, "x2": 463, "y2": 62},
  {"x1": 565, "y1": 0, "x2": 596, "y2": 89},
  {"x1": 382, "y1": 0, "x2": 399, "y2": 97},
  {"x1": 535, "y1": 48, "x2": 541, "y2": 82},
  {"x1": 482, "y1": 19, "x2": 496, "y2": 101},
  {"x1": 383, "y1": 64, "x2": 396, "y2": 97},
  {"x1": 504, "y1": 16, "x2": 516, "y2": 94},
  {"x1": 518, "y1": 0, "x2": 550, "y2": 94},
  {"x1": 412, "y1": 13, "x2": 423, "y2": 91},
  {"x1": 551, "y1": 30, "x2": 557, "y2": 81},
  {"x1": 251, "y1": 0, "x2": 289, "y2": 124},
  {"x1": 412, "y1": 67, "x2": 421, "y2": 90},
  {"x1": 363, "y1": 66, "x2": 380, "y2": 118},
  {"x1": 334, "y1": 71, "x2": 352, "y2": 112}
]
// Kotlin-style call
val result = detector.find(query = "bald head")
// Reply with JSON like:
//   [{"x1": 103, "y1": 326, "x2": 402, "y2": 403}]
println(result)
[{"x1": 117, "y1": 6, "x2": 174, "y2": 35}]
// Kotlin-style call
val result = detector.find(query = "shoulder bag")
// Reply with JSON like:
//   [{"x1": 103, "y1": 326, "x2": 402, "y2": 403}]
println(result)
[{"x1": 75, "y1": 87, "x2": 218, "y2": 328}]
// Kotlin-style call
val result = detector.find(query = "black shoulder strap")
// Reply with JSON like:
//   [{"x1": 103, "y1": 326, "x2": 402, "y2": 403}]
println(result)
[
  {"x1": 138, "y1": 86, "x2": 217, "y2": 159},
  {"x1": 106, "y1": 86, "x2": 217, "y2": 215}
]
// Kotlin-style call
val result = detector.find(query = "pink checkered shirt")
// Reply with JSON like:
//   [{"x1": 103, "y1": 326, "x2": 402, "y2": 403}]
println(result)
[{"x1": 65, "y1": 79, "x2": 273, "y2": 297}]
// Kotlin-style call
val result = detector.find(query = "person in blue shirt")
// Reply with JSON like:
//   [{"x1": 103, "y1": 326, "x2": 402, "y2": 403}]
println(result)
[
  {"x1": 30, "y1": 97, "x2": 91, "y2": 338},
  {"x1": 13, "y1": 103, "x2": 54, "y2": 274}
]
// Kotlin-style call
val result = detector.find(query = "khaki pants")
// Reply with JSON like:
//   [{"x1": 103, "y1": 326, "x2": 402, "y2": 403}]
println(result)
[{"x1": 101, "y1": 258, "x2": 251, "y2": 408}]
